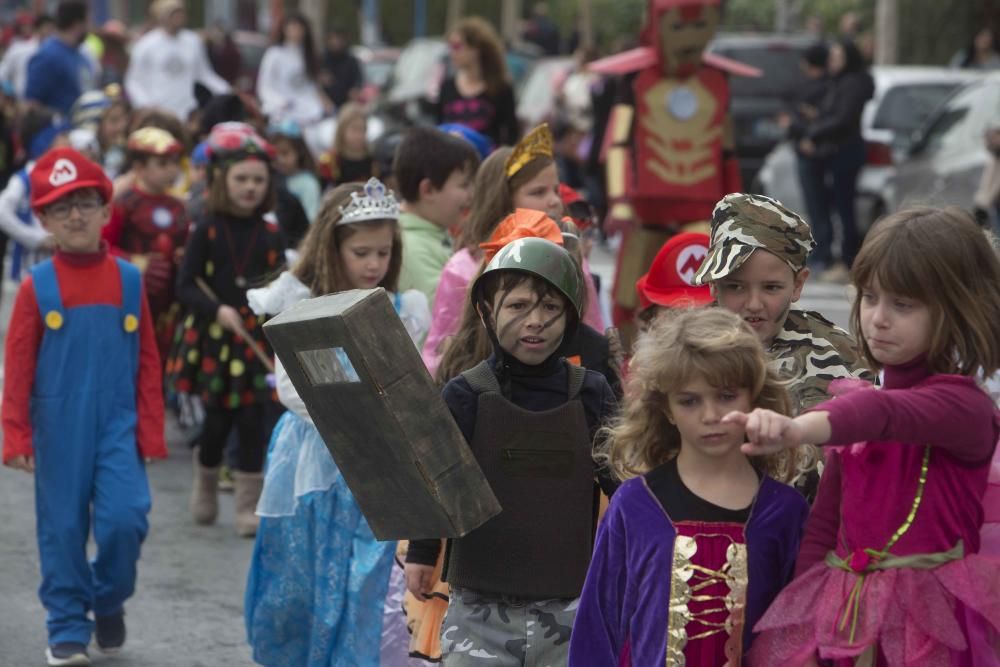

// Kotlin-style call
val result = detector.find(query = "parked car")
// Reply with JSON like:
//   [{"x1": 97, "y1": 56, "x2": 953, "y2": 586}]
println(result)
[
  {"x1": 891, "y1": 72, "x2": 1000, "y2": 213},
  {"x1": 758, "y1": 66, "x2": 980, "y2": 232},
  {"x1": 708, "y1": 32, "x2": 816, "y2": 190},
  {"x1": 515, "y1": 56, "x2": 575, "y2": 132}
]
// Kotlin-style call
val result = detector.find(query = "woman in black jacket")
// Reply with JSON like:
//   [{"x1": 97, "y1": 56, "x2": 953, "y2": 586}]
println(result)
[{"x1": 800, "y1": 39, "x2": 873, "y2": 277}]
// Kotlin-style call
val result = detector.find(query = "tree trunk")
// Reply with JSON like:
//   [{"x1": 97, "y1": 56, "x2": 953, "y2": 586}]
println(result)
[
  {"x1": 447, "y1": 0, "x2": 466, "y2": 31},
  {"x1": 501, "y1": 0, "x2": 522, "y2": 43},
  {"x1": 875, "y1": 0, "x2": 899, "y2": 65},
  {"x1": 299, "y1": 0, "x2": 328, "y2": 44}
]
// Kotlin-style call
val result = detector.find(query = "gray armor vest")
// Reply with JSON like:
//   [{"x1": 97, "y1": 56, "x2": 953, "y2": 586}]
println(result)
[{"x1": 446, "y1": 361, "x2": 596, "y2": 599}]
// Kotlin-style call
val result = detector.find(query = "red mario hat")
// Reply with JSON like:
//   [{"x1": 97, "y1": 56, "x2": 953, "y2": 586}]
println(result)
[
  {"x1": 30, "y1": 147, "x2": 113, "y2": 211},
  {"x1": 636, "y1": 232, "x2": 713, "y2": 309}
]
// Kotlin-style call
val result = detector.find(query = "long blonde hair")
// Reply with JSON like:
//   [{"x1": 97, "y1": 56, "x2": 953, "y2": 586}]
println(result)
[{"x1": 601, "y1": 307, "x2": 797, "y2": 482}]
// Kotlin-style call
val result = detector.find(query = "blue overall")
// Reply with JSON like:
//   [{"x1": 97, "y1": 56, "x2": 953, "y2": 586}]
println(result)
[{"x1": 30, "y1": 258, "x2": 151, "y2": 645}]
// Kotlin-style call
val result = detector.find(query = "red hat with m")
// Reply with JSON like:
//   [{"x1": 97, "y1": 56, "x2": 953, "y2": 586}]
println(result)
[{"x1": 30, "y1": 147, "x2": 113, "y2": 212}]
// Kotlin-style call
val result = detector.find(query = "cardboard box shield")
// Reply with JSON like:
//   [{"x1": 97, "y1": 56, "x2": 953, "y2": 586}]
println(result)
[{"x1": 263, "y1": 288, "x2": 501, "y2": 540}]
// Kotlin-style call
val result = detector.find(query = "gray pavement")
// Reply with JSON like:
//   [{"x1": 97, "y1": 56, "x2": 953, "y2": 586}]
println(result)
[{"x1": 0, "y1": 416, "x2": 258, "y2": 666}]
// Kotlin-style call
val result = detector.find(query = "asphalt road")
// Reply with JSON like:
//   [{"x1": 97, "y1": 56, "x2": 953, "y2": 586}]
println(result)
[{"x1": 0, "y1": 243, "x2": 854, "y2": 666}]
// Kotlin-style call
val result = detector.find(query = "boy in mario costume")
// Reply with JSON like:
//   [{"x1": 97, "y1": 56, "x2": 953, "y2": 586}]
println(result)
[{"x1": 1, "y1": 147, "x2": 166, "y2": 666}]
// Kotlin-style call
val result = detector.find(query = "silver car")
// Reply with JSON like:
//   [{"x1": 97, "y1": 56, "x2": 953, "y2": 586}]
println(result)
[
  {"x1": 757, "y1": 66, "x2": 980, "y2": 231},
  {"x1": 892, "y1": 72, "x2": 1000, "y2": 212}
]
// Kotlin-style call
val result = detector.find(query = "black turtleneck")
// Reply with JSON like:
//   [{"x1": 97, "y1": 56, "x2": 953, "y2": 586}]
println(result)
[{"x1": 406, "y1": 350, "x2": 619, "y2": 567}]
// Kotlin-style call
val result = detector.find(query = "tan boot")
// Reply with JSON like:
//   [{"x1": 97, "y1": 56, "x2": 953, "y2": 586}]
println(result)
[
  {"x1": 233, "y1": 471, "x2": 264, "y2": 538},
  {"x1": 190, "y1": 449, "x2": 220, "y2": 525}
]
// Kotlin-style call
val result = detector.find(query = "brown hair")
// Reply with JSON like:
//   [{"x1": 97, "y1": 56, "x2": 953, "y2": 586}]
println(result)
[
  {"x1": 207, "y1": 159, "x2": 277, "y2": 218},
  {"x1": 849, "y1": 206, "x2": 1000, "y2": 377},
  {"x1": 333, "y1": 102, "x2": 369, "y2": 159},
  {"x1": 270, "y1": 133, "x2": 315, "y2": 174},
  {"x1": 600, "y1": 307, "x2": 797, "y2": 482},
  {"x1": 435, "y1": 268, "x2": 571, "y2": 385},
  {"x1": 453, "y1": 17, "x2": 510, "y2": 97},
  {"x1": 456, "y1": 147, "x2": 556, "y2": 251},
  {"x1": 290, "y1": 183, "x2": 401, "y2": 295}
]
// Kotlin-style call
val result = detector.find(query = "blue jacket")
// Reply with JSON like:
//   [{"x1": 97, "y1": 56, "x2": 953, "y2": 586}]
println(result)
[{"x1": 25, "y1": 37, "x2": 89, "y2": 116}]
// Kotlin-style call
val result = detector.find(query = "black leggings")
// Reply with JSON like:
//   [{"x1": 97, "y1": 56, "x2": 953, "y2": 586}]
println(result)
[{"x1": 197, "y1": 404, "x2": 277, "y2": 473}]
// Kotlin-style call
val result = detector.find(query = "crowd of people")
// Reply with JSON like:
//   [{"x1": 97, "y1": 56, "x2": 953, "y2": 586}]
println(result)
[{"x1": 0, "y1": 2, "x2": 998, "y2": 667}]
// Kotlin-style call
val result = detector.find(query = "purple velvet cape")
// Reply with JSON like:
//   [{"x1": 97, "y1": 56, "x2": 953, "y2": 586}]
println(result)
[{"x1": 569, "y1": 474, "x2": 809, "y2": 666}]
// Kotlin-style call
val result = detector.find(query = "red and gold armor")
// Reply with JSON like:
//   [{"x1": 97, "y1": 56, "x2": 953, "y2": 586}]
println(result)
[{"x1": 591, "y1": 0, "x2": 753, "y2": 336}]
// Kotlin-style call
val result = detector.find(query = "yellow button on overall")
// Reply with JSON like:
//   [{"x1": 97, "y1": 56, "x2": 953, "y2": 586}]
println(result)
[
  {"x1": 44, "y1": 311, "x2": 63, "y2": 330},
  {"x1": 124, "y1": 314, "x2": 139, "y2": 332}
]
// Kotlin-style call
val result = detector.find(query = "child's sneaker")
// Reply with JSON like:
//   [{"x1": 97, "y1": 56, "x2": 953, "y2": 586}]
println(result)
[
  {"x1": 95, "y1": 612, "x2": 126, "y2": 654},
  {"x1": 45, "y1": 643, "x2": 90, "y2": 666}
]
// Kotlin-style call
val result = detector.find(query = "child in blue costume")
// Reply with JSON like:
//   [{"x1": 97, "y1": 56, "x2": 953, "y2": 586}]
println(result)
[
  {"x1": 1, "y1": 147, "x2": 166, "y2": 666},
  {"x1": 244, "y1": 178, "x2": 431, "y2": 667}
]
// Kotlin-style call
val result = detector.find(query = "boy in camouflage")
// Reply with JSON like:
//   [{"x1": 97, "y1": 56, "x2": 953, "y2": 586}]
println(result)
[
  {"x1": 694, "y1": 192, "x2": 873, "y2": 412},
  {"x1": 693, "y1": 194, "x2": 873, "y2": 495}
]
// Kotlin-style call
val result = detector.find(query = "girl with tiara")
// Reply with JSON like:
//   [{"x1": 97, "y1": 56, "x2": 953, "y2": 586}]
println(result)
[{"x1": 244, "y1": 179, "x2": 430, "y2": 667}]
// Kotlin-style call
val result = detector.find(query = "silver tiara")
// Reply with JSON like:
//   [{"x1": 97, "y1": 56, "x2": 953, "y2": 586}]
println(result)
[{"x1": 338, "y1": 178, "x2": 400, "y2": 225}]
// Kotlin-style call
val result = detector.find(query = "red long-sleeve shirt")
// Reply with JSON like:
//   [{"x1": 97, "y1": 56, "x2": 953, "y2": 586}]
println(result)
[{"x1": 1, "y1": 245, "x2": 167, "y2": 464}]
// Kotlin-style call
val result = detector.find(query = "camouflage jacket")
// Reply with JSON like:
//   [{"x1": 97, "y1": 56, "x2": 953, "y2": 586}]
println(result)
[{"x1": 768, "y1": 309, "x2": 875, "y2": 414}]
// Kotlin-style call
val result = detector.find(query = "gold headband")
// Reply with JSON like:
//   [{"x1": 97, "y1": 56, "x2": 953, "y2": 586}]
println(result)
[{"x1": 504, "y1": 123, "x2": 553, "y2": 179}]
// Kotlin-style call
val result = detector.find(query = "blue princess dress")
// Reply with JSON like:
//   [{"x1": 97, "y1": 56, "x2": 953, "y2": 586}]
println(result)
[{"x1": 243, "y1": 272, "x2": 430, "y2": 667}]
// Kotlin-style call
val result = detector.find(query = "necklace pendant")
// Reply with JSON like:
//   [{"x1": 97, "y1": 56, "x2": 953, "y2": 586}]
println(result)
[{"x1": 235, "y1": 275, "x2": 247, "y2": 289}]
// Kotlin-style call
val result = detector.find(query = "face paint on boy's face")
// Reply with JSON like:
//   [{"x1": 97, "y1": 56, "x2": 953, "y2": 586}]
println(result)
[{"x1": 491, "y1": 282, "x2": 568, "y2": 366}]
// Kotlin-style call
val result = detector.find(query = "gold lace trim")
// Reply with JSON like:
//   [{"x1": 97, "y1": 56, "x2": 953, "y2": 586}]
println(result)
[{"x1": 667, "y1": 533, "x2": 748, "y2": 666}]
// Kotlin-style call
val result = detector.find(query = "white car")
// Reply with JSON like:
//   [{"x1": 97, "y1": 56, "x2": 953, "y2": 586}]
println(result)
[{"x1": 757, "y1": 66, "x2": 982, "y2": 232}]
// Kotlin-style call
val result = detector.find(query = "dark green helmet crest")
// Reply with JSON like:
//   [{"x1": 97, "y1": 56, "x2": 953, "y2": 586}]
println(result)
[{"x1": 472, "y1": 237, "x2": 583, "y2": 318}]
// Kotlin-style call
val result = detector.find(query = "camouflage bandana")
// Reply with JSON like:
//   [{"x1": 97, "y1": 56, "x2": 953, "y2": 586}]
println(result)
[{"x1": 693, "y1": 193, "x2": 816, "y2": 285}]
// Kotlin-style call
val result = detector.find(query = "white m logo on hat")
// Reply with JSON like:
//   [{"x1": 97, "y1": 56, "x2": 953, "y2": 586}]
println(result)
[{"x1": 49, "y1": 158, "x2": 78, "y2": 187}]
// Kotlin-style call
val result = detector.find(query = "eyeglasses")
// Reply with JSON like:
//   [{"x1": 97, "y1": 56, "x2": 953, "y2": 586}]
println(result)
[{"x1": 44, "y1": 196, "x2": 104, "y2": 221}]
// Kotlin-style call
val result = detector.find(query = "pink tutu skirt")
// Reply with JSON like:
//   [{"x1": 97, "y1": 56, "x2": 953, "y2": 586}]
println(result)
[
  {"x1": 982, "y1": 446, "x2": 1000, "y2": 556},
  {"x1": 748, "y1": 556, "x2": 1000, "y2": 666}
]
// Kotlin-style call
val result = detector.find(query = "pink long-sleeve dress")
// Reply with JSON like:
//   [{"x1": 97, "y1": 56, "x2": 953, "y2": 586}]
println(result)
[{"x1": 749, "y1": 357, "x2": 1000, "y2": 666}]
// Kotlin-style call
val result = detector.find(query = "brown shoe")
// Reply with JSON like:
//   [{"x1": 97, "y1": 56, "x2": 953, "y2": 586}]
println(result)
[
  {"x1": 189, "y1": 449, "x2": 220, "y2": 525},
  {"x1": 233, "y1": 471, "x2": 264, "y2": 538}
]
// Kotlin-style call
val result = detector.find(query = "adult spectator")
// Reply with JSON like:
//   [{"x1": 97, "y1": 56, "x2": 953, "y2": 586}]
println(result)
[
  {"x1": 436, "y1": 17, "x2": 518, "y2": 147},
  {"x1": 319, "y1": 29, "x2": 362, "y2": 109},
  {"x1": 800, "y1": 39, "x2": 873, "y2": 282},
  {"x1": 778, "y1": 43, "x2": 830, "y2": 269},
  {"x1": 0, "y1": 14, "x2": 54, "y2": 99},
  {"x1": 257, "y1": 12, "x2": 327, "y2": 125},
  {"x1": 124, "y1": 0, "x2": 230, "y2": 122},
  {"x1": 24, "y1": 2, "x2": 90, "y2": 116},
  {"x1": 950, "y1": 28, "x2": 1000, "y2": 70}
]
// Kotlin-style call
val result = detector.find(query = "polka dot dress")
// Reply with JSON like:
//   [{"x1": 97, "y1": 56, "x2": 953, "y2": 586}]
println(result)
[{"x1": 167, "y1": 309, "x2": 276, "y2": 408}]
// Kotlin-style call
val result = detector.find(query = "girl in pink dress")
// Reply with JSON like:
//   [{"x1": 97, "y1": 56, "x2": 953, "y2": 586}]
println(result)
[{"x1": 726, "y1": 207, "x2": 1000, "y2": 666}]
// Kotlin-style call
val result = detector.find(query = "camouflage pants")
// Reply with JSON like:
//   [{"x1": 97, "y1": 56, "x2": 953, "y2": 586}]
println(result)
[{"x1": 440, "y1": 587, "x2": 578, "y2": 666}]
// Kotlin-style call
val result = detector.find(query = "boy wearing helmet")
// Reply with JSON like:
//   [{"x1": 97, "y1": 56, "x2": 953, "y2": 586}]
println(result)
[{"x1": 405, "y1": 237, "x2": 617, "y2": 666}]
